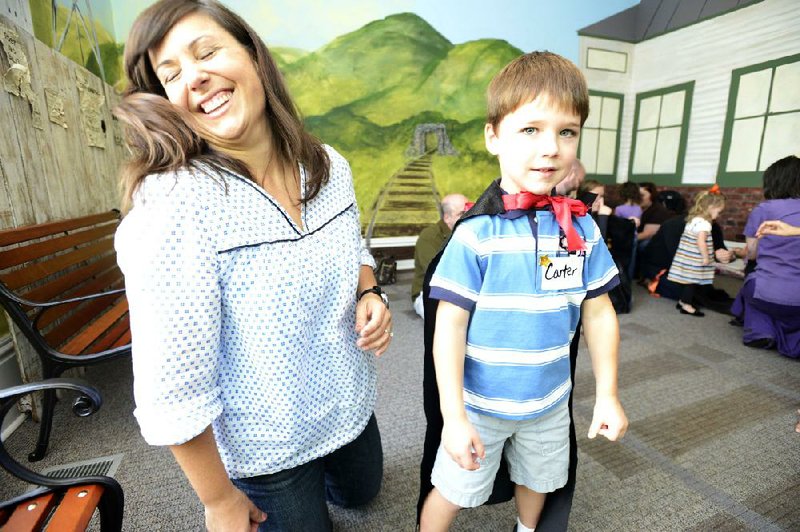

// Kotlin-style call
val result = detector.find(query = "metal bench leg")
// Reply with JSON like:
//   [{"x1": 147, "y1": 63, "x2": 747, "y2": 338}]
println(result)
[
  {"x1": 98, "y1": 488, "x2": 125, "y2": 532},
  {"x1": 28, "y1": 388, "x2": 56, "y2": 462}
]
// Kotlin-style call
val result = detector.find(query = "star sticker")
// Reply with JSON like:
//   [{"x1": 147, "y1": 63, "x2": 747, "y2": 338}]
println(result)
[{"x1": 540, "y1": 255, "x2": 551, "y2": 267}]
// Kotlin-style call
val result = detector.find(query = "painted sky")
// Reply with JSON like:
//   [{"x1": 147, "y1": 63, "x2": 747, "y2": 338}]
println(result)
[{"x1": 110, "y1": 0, "x2": 640, "y2": 62}]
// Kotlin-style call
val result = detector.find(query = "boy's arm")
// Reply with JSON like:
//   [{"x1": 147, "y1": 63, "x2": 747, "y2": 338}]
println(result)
[
  {"x1": 581, "y1": 293, "x2": 628, "y2": 441},
  {"x1": 434, "y1": 300, "x2": 485, "y2": 470}
]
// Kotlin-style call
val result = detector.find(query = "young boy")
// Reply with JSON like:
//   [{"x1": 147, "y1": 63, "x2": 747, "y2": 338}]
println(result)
[{"x1": 419, "y1": 51, "x2": 628, "y2": 532}]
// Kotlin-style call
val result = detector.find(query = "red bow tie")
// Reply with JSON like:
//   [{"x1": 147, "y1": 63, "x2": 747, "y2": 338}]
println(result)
[{"x1": 502, "y1": 192, "x2": 588, "y2": 251}]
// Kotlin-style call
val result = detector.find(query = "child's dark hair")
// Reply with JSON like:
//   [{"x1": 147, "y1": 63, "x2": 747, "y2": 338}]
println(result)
[
  {"x1": 763, "y1": 155, "x2": 800, "y2": 200},
  {"x1": 618, "y1": 182, "x2": 641, "y2": 203},
  {"x1": 638, "y1": 182, "x2": 658, "y2": 201},
  {"x1": 487, "y1": 51, "x2": 589, "y2": 129}
]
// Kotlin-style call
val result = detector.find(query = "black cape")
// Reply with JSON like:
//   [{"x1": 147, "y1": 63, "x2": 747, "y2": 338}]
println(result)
[{"x1": 416, "y1": 180, "x2": 583, "y2": 530}]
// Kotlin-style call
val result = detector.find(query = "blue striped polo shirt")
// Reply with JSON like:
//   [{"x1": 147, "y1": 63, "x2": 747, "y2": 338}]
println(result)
[{"x1": 429, "y1": 209, "x2": 619, "y2": 420}]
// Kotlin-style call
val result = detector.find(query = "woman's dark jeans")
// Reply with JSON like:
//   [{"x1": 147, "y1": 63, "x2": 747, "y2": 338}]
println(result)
[{"x1": 232, "y1": 414, "x2": 383, "y2": 531}]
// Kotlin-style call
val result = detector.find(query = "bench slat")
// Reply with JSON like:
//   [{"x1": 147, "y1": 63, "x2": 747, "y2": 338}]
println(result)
[
  {"x1": 112, "y1": 329, "x2": 132, "y2": 348},
  {"x1": 45, "y1": 485, "x2": 104, "y2": 532},
  {"x1": 0, "y1": 212, "x2": 118, "y2": 246},
  {"x1": 0, "y1": 223, "x2": 117, "y2": 270},
  {"x1": 37, "y1": 269, "x2": 124, "y2": 330},
  {"x1": 0, "y1": 239, "x2": 115, "y2": 291},
  {"x1": 59, "y1": 298, "x2": 129, "y2": 355},
  {"x1": 44, "y1": 295, "x2": 125, "y2": 353},
  {"x1": 2, "y1": 492, "x2": 57, "y2": 530},
  {"x1": 89, "y1": 315, "x2": 130, "y2": 353},
  {"x1": 21, "y1": 257, "x2": 119, "y2": 305}
]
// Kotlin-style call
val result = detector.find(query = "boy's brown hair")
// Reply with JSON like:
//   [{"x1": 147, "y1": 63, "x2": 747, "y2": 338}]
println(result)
[{"x1": 487, "y1": 51, "x2": 589, "y2": 129}]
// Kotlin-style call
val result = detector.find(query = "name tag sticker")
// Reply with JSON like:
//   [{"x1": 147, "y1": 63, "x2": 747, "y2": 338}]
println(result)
[{"x1": 541, "y1": 255, "x2": 584, "y2": 291}]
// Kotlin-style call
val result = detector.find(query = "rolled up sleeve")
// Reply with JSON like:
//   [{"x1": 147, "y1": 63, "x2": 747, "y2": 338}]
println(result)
[{"x1": 116, "y1": 177, "x2": 223, "y2": 446}]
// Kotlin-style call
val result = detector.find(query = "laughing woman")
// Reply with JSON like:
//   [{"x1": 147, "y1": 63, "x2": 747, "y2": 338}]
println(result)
[{"x1": 113, "y1": 1, "x2": 391, "y2": 530}]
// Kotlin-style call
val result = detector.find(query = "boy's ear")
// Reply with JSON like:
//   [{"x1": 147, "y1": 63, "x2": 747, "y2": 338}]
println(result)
[{"x1": 485, "y1": 123, "x2": 499, "y2": 155}]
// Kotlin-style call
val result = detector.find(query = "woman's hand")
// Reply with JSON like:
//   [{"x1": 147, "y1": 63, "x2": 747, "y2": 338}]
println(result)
[
  {"x1": 205, "y1": 488, "x2": 266, "y2": 532},
  {"x1": 756, "y1": 220, "x2": 800, "y2": 238},
  {"x1": 355, "y1": 293, "x2": 393, "y2": 356}
]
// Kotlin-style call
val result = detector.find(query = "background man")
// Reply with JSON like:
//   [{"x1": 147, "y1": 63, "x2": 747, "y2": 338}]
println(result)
[{"x1": 411, "y1": 194, "x2": 469, "y2": 317}]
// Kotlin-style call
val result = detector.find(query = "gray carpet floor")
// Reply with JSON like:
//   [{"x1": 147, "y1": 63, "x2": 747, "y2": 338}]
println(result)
[{"x1": 1, "y1": 272, "x2": 798, "y2": 531}]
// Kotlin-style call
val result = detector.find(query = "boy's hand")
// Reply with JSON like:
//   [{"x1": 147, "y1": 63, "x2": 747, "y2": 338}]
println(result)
[
  {"x1": 588, "y1": 395, "x2": 628, "y2": 441},
  {"x1": 442, "y1": 417, "x2": 485, "y2": 470}
]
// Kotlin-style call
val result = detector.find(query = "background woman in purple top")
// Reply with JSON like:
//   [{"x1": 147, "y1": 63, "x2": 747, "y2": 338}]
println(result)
[{"x1": 732, "y1": 155, "x2": 800, "y2": 358}]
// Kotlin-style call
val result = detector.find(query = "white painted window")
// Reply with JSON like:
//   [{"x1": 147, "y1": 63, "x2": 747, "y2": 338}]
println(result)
[
  {"x1": 586, "y1": 48, "x2": 627, "y2": 73},
  {"x1": 630, "y1": 83, "x2": 693, "y2": 182},
  {"x1": 724, "y1": 57, "x2": 800, "y2": 174},
  {"x1": 579, "y1": 92, "x2": 623, "y2": 179}
]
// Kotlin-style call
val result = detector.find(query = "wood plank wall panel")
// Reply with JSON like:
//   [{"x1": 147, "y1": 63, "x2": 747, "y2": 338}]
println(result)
[
  {"x1": 0, "y1": 17, "x2": 39, "y2": 226},
  {"x1": 0, "y1": 14, "x2": 127, "y2": 390},
  {"x1": 3, "y1": 21, "x2": 53, "y2": 224}
]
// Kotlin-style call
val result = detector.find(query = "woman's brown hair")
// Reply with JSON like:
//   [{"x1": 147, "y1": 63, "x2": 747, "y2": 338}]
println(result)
[{"x1": 114, "y1": 0, "x2": 329, "y2": 212}]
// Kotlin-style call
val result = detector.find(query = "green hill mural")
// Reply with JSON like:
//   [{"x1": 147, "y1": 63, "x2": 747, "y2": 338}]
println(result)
[
  {"x1": 29, "y1": 0, "x2": 125, "y2": 89},
  {"x1": 26, "y1": 5, "x2": 521, "y2": 233},
  {"x1": 280, "y1": 13, "x2": 521, "y2": 226},
  {"x1": 283, "y1": 13, "x2": 452, "y2": 119}
]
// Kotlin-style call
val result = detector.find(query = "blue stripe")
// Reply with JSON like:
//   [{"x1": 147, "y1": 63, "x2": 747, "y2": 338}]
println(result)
[
  {"x1": 429, "y1": 287, "x2": 474, "y2": 312},
  {"x1": 464, "y1": 354, "x2": 570, "y2": 402},
  {"x1": 430, "y1": 210, "x2": 618, "y2": 418}
]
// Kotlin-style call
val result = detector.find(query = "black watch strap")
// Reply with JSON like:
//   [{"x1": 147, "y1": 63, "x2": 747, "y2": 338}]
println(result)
[{"x1": 358, "y1": 286, "x2": 388, "y2": 306}]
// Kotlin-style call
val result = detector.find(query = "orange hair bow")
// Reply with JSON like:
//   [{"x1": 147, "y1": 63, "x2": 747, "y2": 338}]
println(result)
[{"x1": 709, "y1": 184, "x2": 721, "y2": 195}]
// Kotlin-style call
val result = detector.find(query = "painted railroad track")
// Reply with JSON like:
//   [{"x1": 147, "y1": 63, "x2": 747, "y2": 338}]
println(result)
[{"x1": 365, "y1": 153, "x2": 441, "y2": 240}]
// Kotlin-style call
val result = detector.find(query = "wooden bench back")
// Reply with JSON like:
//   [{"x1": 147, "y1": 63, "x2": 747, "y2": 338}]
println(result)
[{"x1": 0, "y1": 212, "x2": 129, "y2": 356}]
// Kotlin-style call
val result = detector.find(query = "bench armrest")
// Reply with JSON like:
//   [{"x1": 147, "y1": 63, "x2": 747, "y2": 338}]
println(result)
[
  {"x1": 0, "y1": 379, "x2": 104, "y2": 487},
  {"x1": 0, "y1": 283, "x2": 126, "y2": 309},
  {"x1": 0, "y1": 379, "x2": 125, "y2": 530}
]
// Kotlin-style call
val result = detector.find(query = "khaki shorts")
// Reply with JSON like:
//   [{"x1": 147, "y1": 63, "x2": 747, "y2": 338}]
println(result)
[{"x1": 431, "y1": 400, "x2": 570, "y2": 508}]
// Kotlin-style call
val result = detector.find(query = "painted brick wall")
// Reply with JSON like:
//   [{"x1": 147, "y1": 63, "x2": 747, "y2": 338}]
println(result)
[{"x1": 604, "y1": 185, "x2": 763, "y2": 241}]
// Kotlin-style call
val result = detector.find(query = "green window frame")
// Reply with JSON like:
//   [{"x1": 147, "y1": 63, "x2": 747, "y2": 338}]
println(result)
[
  {"x1": 579, "y1": 91, "x2": 623, "y2": 184},
  {"x1": 628, "y1": 82, "x2": 694, "y2": 185},
  {"x1": 718, "y1": 53, "x2": 800, "y2": 186}
]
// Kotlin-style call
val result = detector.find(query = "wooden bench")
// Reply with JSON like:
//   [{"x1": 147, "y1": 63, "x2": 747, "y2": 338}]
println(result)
[
  {"x1": 0, "y1": 212, "x2": 130, "y2": 461},
  {"x1": 0, "y1": 379, "x2": 124, "y2": 531}
]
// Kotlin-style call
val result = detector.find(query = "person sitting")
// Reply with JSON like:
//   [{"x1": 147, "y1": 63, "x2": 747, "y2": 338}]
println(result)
[
  {"x1": 656, "y1": 189, "x2": 687, "y2": 216},
  {"x1": 637, "y1": 182, "x2": 674, "y2": 245},
  {"x1": 613, "y1": 182, "x2": 643, "y2": 228},
  {"x1": 731, "y1": 155, "x2": 800, "y2": 358},
  {"x1": 412, "y1": 194, "x2": 468, "y2": 318},
  {"x1": 578, "y1": 180, "x2": 634, "y2": 313}
]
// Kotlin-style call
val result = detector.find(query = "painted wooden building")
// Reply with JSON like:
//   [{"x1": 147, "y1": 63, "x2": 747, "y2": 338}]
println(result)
[{"x1": 575, "y1": 0, "x2": 800, "y2": 237}]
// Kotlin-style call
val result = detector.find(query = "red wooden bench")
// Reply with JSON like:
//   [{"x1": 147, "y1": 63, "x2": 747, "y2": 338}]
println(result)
[
  {"x1": 0, "y1": 379, "x2": 124, "y2": 531},
  {"x1": 0, "y1": 212, "x2": 130, "y2": 461}
]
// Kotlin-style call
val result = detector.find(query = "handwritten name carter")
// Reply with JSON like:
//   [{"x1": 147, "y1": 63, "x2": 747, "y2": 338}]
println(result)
[{"x1": 544, "y1": 262, "x2": 578, "y2": 280}]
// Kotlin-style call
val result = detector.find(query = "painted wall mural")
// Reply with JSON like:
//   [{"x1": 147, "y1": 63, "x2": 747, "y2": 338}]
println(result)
[
  {"x1": 29, "y1": 1, "x2": 124, "y2": 89},
  {"x1": 26, "y1": 0, "x2": 638, "y2": 234}
]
